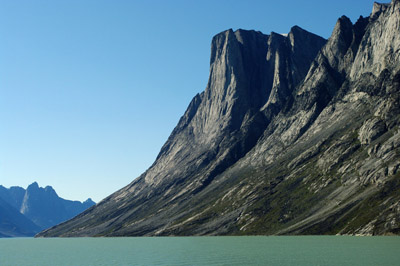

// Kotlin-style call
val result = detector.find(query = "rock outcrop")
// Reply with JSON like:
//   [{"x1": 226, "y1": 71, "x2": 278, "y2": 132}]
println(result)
[{"x1": 38, "y1": 1, "x2": 400, "y2": 237}]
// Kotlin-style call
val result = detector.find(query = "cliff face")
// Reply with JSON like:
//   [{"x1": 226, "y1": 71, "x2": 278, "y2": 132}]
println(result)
[{"x1": 38, "y1": 1, "x2": 400, "y2": 237}]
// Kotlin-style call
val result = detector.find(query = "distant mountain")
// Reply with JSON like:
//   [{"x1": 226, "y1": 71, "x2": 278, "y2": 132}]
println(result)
[
  {"x1": 39, "y1": 0, "x2": 400, "y2": 237},
  {"x1": 0, "y1": 197, "x2": 41, "y2": 237},
  {"x1": 0, "y1": 185, "x2": 25, "y2": 210},
  {"x1": 19, "y1": 182, "x2": 95, "y2": 229},
  {"x1": 0, "y1": 182, "x2": 95, "y2": 237}
]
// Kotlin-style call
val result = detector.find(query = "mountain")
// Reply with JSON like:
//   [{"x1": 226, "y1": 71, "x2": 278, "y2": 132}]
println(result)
[
  {"x1": 38, "y1": 0, "x2": 400, "y2": 237},
  {"x1": 0, "y1": 197, "x2": 41, "y2": 237},
  {"x1": 19, "y1": 182, "x2": 96, "y2": 229},
  {"x1": 0, "y1": 182, "x2": 95, "y2": 236},
  {"x1": 0, "y1": 185, "x2": 25, "y2": 210}
]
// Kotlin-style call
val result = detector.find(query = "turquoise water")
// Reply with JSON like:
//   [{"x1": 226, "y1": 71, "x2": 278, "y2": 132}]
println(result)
[{"x1": 0, "y1": 236, "x2": 399, "y2": 266}]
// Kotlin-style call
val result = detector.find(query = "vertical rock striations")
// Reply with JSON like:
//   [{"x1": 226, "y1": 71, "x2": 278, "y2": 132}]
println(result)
[{"x1": 38, "y1": 1, "x2": 400, "y2": 237}]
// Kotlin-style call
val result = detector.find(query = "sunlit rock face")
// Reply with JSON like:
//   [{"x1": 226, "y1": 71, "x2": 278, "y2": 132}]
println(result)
[{"x1": 39, "y1": 1, "x2": 400, "y2": 237}]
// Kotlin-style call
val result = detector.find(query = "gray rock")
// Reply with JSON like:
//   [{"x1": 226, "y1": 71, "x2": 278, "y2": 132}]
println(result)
[
  {"x1": 38, "y1": 0, "x2": 400, "y2": 237},
  {"x1": 358, "y1": 118, "x2": 387, "y2": 144}
]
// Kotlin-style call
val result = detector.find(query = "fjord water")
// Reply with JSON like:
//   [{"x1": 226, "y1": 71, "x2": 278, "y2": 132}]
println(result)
[{"x1": 1, "y1": 236, "x2": 399, "y2": 266}]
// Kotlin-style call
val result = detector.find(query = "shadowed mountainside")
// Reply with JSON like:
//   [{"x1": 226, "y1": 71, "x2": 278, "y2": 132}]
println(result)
[
  {"x1": 0, "y1": 182, "x2": 95, "y2": 236},
  {"x1": 0, "y1": 197, "x2": 41, "y2": 237}
]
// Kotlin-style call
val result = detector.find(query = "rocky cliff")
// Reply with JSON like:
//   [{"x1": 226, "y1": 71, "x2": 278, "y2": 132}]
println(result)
[{"x1": 38, "y1": 0, "x2": 400, "y2": 237}]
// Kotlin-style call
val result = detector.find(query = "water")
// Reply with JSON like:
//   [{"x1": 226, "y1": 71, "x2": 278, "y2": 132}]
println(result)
[{"x1": 0, "y1": 236, "x2": 399, "y2": 266}]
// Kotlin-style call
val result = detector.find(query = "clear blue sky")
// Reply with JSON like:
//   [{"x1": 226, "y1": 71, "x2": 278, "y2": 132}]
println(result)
[{"x1": 0, "y1": 0, "x2": 380, "y2": 202}]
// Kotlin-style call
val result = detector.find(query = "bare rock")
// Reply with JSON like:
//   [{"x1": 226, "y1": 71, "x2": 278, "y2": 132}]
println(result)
[
  {"x1": 38, "y1": 1, "x2": 400, "y2": 237},
  {"x1": 358, "y1": 118, "x2": 387, "y2": 144}
]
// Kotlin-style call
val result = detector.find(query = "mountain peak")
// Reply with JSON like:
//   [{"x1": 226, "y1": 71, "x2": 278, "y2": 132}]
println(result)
[
  {"x1": 289, "y1": 25, "x2": 306, "y2": 34},
  {"x1": 37, "y1": 1, "x2": 400, "y2": 237},
  {"x1": 83, "y1": 198, "x2": 96, "y2": 206},
  {"x1": 27, "y1": 182, "x2": 39, "y2": 190},
  {"x1": 371, "y1": 2, "x2": 390, "y2": 18},
  {"x1": 336, "y1": 15, "x2": 353, "y2": 31},
  {"x1": 44, "y1": 185, "x2": 58, "y2": 196},
  {"x1": 37, "y1": 23, "x2": 326, "y2": 237}
]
